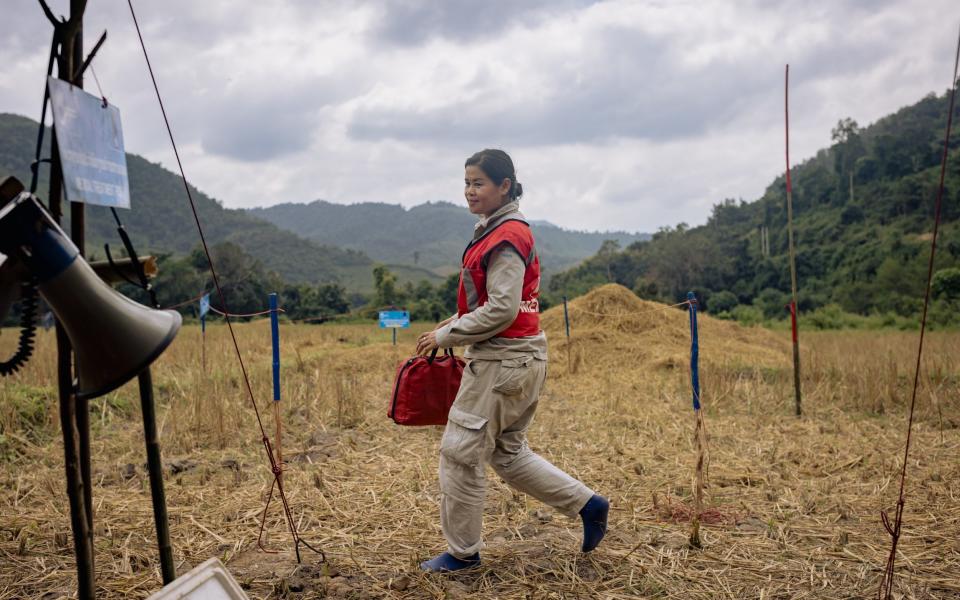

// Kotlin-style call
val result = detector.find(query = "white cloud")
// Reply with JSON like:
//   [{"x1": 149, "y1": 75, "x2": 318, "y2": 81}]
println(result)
[{"x1": 1, "y1": 0, "x2": 956, "y2": 233}]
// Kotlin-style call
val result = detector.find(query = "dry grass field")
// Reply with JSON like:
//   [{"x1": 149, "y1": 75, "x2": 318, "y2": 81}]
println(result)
[{"x1": 1, "y1": 284, "x2": 958, "y2": 599}]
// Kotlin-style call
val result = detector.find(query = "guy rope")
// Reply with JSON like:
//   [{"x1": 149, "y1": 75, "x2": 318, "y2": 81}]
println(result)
[
  {"x1": 126, "y1": 0, "x2": 322, "y2": 562},
  {"x1": 877, "y1": 25, "x2": 960, "y2": 600}
]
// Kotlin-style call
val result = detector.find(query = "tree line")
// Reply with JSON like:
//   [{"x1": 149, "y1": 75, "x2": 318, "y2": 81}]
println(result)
[{"x1": 115, "y1": 242, "x2": 460, "y2": 323}]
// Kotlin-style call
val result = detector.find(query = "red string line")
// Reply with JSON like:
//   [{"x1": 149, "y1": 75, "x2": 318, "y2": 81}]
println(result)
[
  {"x1": 162, "y1": 292, "x2": 286, "y2": 317},
  {"x1": 160, "y1": 291, "x2": 208, "y2": 311},
  {"x1": 878, "y1": 25, "x2": 960, "y2": 600},
  {"x1": 568, "y1": 300, "x2": 690, "y2": 319},
  {"x1": 207, "y1": 306, "x2": 285, "y2": 318}
]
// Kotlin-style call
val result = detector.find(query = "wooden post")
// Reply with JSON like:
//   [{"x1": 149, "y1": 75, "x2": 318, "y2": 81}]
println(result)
[
  {"x1": 44, "y1": 2, "x2": 176, "y2": 592},
  {"x1": 138, "y1": 370, "x2": 176, "y2": 584},
  {"x1": 66, "y1": 1, "x2": 96, "y2": 573},
  {"x1": 686, "y1": 292, "x2": 708, "y2": 548},
  {"x1": 43, "y1": 2, "x2": 96, "y2": 597},
  {"x1": 785, "y1": 64, "x2": 802, "y2": 417},
  {"x1": 133, "y1": 254, "x2": 176, "y2": 586}
]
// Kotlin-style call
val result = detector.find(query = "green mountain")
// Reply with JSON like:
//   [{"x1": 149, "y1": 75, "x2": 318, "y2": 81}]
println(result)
[
  {"x1": 247, "y1": 200, "x2": 648, "y2": 278},
  {"x1": 0, "y1": 112, "x2": 386, "y2": 289},
  {"x1": 2, "y1": 112, "x2": 644, "y2": 294},
  {"x1": 550, "y1": 90, "x2": 960, "y2": 325}
]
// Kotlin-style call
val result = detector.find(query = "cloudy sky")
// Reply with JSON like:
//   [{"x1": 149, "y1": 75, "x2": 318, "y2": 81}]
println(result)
[{"x1": 1, "y1": 1, "x2": 957, "y2": 233}]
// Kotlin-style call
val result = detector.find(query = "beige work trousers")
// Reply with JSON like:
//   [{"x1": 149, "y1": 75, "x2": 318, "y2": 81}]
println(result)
[{"x1": 438, "y1": 356, "x2": 594, "y2": 558}]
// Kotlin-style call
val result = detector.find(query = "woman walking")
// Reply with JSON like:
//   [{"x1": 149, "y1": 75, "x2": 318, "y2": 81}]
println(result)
[{"x1": 415, "y1": 149, "x2": 609, "y2": 572}]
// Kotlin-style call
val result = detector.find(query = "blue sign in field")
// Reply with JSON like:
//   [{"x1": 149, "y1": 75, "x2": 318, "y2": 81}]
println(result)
[
  {"x1": 48, "y1": 77, "x2": 130, "y2": 209},
  {"x1": 379, "y1": 310, "x2": 410, "y2": 328}
]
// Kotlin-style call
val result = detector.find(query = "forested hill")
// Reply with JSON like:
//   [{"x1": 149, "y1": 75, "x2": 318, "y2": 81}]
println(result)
[
  {"x1": 549, "y1": 90, "x2": 960, "y2": 323},
  {"x1": 0, "y1": 113, "x2": 373, "y2": 286},
  {"x1": 248, "y1": 200, "x2": 648, "y2": 277},
  {"x1": 2, "y1": 112, "x2": 644, "y2": 292}
]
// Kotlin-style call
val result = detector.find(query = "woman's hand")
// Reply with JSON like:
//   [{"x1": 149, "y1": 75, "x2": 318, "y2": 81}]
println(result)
[{"x1": 416, "y1": 331, "x2": 439, "y2": 356}]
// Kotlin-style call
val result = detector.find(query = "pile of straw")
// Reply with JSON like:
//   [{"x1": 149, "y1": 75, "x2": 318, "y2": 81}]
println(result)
[{"x1": 541, "y1": 284, "x2": 788, "y2": 374}]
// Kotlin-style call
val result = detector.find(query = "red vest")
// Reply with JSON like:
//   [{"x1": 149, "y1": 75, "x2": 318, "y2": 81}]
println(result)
[{"x1": 457, "y1": 217, "x2": 541, "y2": 338}]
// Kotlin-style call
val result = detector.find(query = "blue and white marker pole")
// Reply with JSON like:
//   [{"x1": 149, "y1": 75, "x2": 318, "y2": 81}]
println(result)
[
  {"x1": 379, "y1": 310, "x2": 410, "y2": 346},
  {"x1": 199, "y1": 293, "x2": 210, "y2": 373},
  {"x1": 563, "y1": 295, "x2": 573, "y2": 372},
  {"x1": 270, "y1": 293, "x2": 281, "y2": 402},
  {"x1": 269, "y1": 293, "x2": 283, "y2": 481},
  {"x1": 687, "y1": 290, "x2": 707, "y2": 547},
  {"x1": 687, "y1": 291, "x2": 701, "y2": 411}
]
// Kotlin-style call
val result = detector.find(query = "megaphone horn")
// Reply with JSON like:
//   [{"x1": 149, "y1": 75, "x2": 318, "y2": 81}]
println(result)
[{"x1": 0, "y1": 192, "x2": 181, "y2": 399}]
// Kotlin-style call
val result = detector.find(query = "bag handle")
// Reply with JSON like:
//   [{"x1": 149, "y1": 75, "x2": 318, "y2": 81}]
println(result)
[{"x1": 426, "y1": 347, "x2": 455, "y2": 364}]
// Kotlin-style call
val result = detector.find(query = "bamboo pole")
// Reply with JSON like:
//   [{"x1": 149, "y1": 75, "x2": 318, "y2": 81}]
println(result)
[
  {"x1": 785, "y1": 64, "x2": 802, "y2": 417},
  {"x1": 686, "y1": 292, "x2": 708, "y2": 548}
]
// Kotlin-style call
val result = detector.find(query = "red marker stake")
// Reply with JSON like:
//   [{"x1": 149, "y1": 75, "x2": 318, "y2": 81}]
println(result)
[{"x1": 785, "y1": 64, "x2": 802, "y2": 417}]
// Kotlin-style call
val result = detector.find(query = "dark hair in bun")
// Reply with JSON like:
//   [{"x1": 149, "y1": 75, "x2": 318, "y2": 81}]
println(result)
[{"x1": 465, "y1": 149, "x2": 523, "y2": 200}]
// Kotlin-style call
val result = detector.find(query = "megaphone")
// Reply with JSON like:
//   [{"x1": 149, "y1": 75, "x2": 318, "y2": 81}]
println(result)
[{"x1": 0, "y1": 190, "x2": 181, "y2": 400}]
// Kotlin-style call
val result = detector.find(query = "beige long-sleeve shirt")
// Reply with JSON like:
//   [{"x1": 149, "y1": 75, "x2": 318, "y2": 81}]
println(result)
[{"x1": 434, "y1": 201, "x2": 548, "y2": 361}]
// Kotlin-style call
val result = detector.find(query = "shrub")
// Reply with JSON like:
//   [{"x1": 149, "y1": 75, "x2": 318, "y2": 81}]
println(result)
[
  {"x1": 708, "y1": 290, "x2": 738, "y2": 313},
  {"x1": 754, "y1": 288, "x2": 790, "y2": 320},
  {"x1": 730, "y1": 304, "x2": 764, "y2": 326}
]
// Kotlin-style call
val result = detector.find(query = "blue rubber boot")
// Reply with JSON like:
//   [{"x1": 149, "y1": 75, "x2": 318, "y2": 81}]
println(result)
[
  {"x1": 579, "y1": 494, "x2": 609, "y2": 552},
  {"x1": 419, "y1": 552, "x2": 480, "y2": 573}
]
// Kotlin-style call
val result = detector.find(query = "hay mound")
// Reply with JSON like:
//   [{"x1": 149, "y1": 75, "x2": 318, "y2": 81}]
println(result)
[{"x1": 542, "y1": 284, "x2": 788, "y2": 370}]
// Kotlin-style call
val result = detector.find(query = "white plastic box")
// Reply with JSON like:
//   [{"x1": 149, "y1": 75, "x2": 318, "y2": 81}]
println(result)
[{"x1": 146, "y1": 557, "x2": 249, "y2": 600}]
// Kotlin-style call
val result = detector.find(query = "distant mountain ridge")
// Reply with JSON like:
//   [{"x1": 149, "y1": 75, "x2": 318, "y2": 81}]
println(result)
[
  {"x1": 0, "y1": 112, "x2": 381, "y2": 288},
  {"x1": 1, "y1": 111, "x2": 645, "y2": 293},
  {"x1": 248, "y1": 200, "x2": 649, "y2": 277}
]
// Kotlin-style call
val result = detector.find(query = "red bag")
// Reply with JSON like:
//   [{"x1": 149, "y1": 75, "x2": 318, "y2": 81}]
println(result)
[{"x1": 388, "y1": 348, "x2": 465, "y2": 426}]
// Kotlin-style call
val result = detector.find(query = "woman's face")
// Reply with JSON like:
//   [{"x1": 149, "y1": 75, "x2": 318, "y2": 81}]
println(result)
[{"x1": 464, "y1": 165, "x2": 511, "y2": 217}]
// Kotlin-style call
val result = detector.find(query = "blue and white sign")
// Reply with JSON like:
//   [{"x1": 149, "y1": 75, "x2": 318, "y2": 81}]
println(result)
[
  {"x1": 379, "y1": 310, "x2": 410, "y2": 328},
  {"x1": 199, "y1": 293, "x2": 211, "y2": 318},
  {"x1": 47, "y1": 77, "x2": 130, "y2": 209}
]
